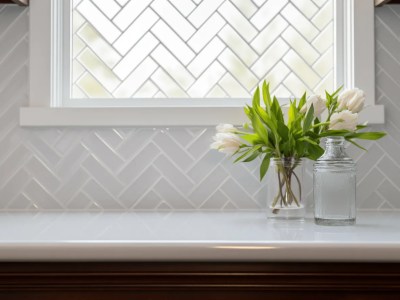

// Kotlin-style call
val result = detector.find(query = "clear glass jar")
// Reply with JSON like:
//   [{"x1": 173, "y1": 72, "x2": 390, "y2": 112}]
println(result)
[
  {"x1": 267, "y1": 158, "x2": 305, "y2": 220},
  {"x1": 313, "y1": 137, "x2": 356, "y2": 226}
]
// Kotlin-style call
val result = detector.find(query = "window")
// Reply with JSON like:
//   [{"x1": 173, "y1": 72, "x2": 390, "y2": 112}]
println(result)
[
  {"x1": 22, "y1": 0, "x2": 384, "y2": 126},
  {"x1": 70, "y1": 0, "x2": 334, "y2": 101}
]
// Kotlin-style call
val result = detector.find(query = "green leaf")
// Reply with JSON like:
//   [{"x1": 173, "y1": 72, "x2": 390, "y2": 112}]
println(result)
[
  {"x1": 303, "y1": 104, "x2": 314, "y2": 133},
  {"x1": 241, "y1": 133, "x2": 263, "y2": 145},
  {"x1": 251, "y1": 85, "x2": 279, "y2": 145},
  {"x1": 295, "y1": 141, "x2": 306, "y2": 157},
  {"x1": 288, "y1": 132, "x2": 295, "y2": 149},
  {"x1": 252, "y1": 87, "x2": 270, "y2": 124},
  {"x1": 313, "y1": 117, "x2": 321, "y2": 134},
  {"x1": 288, "y1": 100, "x2": 296, "y2": 129},
  {"x1": 260, "y1": 154, "x2": 271, "y2": 181},
  {"x1": 234, "y1": 146, "x2": 261, "y2": 163},
  {"x1": 234, "y1": 150, "x2": 251, "y2": 163},
  {"x1": 305, "y1": 131, "x2": 320, "y2": 145},
  {"x1": 277, "y1": 122, "x2": 289, "y2": 143},
  {"x1": 262, "y1": 81, "x2": 272, "y2": 114},
  {"x1": 307, "y1": 143, "x2": 325, "y2": 160},
  {"x1": 356, "y1": 124, "x2": 368, "y2": 131},
  {"x1": 331, "y1": 85, "x2": 343, "y2": 98},
  {"x1": 346, "y1": 138, "x2": 367, "y2": 151},
  {"x1": 271, "y1": 96, "x2": 285, "y2": 124},
  {"x1": 291, "y1": 113, "x2": 303, "y2": 134},
  {"x1": 251, "y1": 113, "x2": 269, "y2": 145},
  {"x1": 298, "y1": 92, "x2": 306, "y2": 111},
  {"x1": 243, "y1": 151, "x2": 261, "y2": 162},
  {"x1": 346, "y1": 132, "x2": 386, "y2": 140},
  {"x1": 280, "y1": 141, "x2": 290, "y2": 156},
  {"x1": 299, "y1": 136, "x2": 319, "y2": 146},
  {"x1": 326, "y1": 87, "x2": 341, "y2": 112},
  {"x1": 264, "y1": 114, "x2": 278, "y2": 133},
  {"x1": 318, "y1": 130, "x2": 350, "y2": 137},
  {"x1": 252, "y1": 87, "x2": 261, "y2": 109},
  {"x1": 325, "y1": 91, "x2": 332, "y2": 107},
  {"x1": 251, "y1": 96, "x2": 278, "y2": 145}
]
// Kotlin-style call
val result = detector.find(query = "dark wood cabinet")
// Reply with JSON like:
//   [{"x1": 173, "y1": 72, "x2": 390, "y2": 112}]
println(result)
[{"x1": 0, "y1": 262, "x2": 399, "y2": 299}]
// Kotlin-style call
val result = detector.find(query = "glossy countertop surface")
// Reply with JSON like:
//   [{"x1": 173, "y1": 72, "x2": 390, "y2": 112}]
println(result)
[{"x1": 0, "y1": 211, "x2": 399, "y2": 262}]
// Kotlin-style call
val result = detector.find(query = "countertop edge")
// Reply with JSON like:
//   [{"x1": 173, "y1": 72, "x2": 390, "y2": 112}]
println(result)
[{"x1": 1, "y1": 242, "x2": 400, "y2": 262}]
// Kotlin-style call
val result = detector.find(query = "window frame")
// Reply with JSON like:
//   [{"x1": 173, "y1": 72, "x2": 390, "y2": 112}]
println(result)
[{"x1": 21, "y1": 0, "x2": 384, "y2": 126}]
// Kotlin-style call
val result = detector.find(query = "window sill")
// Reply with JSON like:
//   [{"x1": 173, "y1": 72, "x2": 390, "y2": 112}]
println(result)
[
  {"x1": 20, "y1": 107, "x2": 248, "y2": 127},
  {"x1": 19, "y1": 105, "x2": 385, "y2": 127}
]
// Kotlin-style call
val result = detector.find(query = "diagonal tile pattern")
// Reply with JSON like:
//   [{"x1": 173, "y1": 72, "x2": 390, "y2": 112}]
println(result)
[
  {"x1": 0, "y1": 4, "x2": 399, "y2": 211},
  {"x1": 72, "y1": 0, "x2": 334, "y2": 99}
]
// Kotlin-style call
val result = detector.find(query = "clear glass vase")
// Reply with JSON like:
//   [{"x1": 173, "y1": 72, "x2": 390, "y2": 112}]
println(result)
[
  {"x1": 266, "y1": 158, "x2": 305, "y2": 220},
  {"x1": 313, "y1": 137, "x2": 356, "y2": 226}
]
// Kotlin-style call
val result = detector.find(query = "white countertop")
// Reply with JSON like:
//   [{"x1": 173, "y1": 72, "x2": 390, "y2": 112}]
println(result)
[{"x1": 0, "y1": 211, "x2": 399, "y2": 262}]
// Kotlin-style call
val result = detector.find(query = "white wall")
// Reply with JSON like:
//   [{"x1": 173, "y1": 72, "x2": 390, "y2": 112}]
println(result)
[{"x1": 0, "y1": 4, "x2": 399, "y2": 211}]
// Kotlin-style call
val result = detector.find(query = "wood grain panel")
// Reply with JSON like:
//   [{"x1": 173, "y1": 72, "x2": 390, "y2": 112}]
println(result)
[{"x1": 0, "y1": 262, "x2": 399, "y2": 299}]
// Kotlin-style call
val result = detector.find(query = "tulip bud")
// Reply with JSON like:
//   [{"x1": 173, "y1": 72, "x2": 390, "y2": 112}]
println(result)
[
  {"x1": 329, "y1": 110, "x2": 358, "y2": 131},
  {"x1": 211, "y1": 133, "x2": 242, "y2": 155},
  {"x1": 300, "y1": 95, "x2": 327, "y2": 117},
  {"x1": 338, "y1": 88, "x2": 365, "y2": 113}
]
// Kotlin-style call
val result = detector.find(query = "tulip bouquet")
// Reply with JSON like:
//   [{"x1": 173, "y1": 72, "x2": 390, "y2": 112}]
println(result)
[{"x1": 211, "y1": 81, "x2": 385, "y2": 213}]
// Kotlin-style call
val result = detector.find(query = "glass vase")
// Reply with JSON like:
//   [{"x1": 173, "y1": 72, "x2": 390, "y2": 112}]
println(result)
[
  {"x1": 313, "y1": 137, "x2": 356, "y2": 226},
  {"x1": 266, "y1": 158, "x2": 305, "y2": 220}
]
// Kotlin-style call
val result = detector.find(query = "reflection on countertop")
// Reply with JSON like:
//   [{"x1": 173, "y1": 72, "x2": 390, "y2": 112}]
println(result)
[{"x1": 0, "y1": 211, "x2": 399, "y2": 261}]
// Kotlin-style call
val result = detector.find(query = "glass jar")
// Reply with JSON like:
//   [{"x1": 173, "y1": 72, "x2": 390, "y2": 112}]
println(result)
[
  {"x1": 313, "y1": 137, "x2": 356, "y2": 226},
  {"x1": 267, "y1": 158, "x2": 305, "y2": 220}
]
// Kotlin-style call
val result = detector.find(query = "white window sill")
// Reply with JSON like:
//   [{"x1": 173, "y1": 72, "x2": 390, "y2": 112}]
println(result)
[
  {"x1": 20, "y1": 107, "x2": 248, "y2": 127},
  {"x1": 19, "y1": 105, "x2": 385, "y2": 127}
]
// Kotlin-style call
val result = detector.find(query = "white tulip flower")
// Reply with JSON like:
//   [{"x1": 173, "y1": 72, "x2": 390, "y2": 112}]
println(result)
[
  {"x1": 329, "y1": 110, "x2": 358, "y2": 131},
  {"x1": 338, "y1": 88, "x2": 365, "y2": 113},
  {"x1": 300, "y1": 95, "x2": 327, "y2": 117},
  {"x1": 216, "y1": 124, "x2": 238, "y2": 133},
  {"x1": 210, "y1": 133, "x2": 242, "y2": 155}
]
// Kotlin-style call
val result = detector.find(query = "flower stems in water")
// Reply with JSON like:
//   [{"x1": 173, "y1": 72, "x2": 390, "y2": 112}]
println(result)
[{"x1": 271, "y1": 161, "x2": 302, "y2": 214}]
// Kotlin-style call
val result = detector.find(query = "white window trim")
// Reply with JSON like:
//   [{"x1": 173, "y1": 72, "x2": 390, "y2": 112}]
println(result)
[{"x1": 21, "y1": 0, "x2": 384, "y2": 127}]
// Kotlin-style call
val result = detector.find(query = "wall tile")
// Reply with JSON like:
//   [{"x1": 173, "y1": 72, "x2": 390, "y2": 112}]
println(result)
[{"x1": 0, "y1": 5, "x2": 399, "y2": 211}]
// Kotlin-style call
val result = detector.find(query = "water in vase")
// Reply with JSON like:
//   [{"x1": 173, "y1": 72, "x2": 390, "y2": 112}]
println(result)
[
  {"x1": 314, "y1": 171, "x2": 356, "y2": 225},
  {"x1": 313, "y1": 137, "x2": 356, "y2": 226}
]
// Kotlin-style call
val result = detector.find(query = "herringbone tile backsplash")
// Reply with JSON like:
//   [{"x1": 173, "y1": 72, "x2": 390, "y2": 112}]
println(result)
[{"x1": 0, "y1": 4, "x2": 399, "y2": 211}]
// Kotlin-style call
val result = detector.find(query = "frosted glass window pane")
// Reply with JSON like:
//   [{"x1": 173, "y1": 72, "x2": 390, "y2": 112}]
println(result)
[{"x1": 71, "y1": 0, "x2": 334, "y2": 99}]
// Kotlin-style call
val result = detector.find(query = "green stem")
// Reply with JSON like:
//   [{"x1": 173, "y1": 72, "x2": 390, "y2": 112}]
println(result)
[
  {"x1": 311, "y1": 121, "x2": 330, "y2": 129},
  {"x1": 288, "y1": 161, "x2": 302, "y2": 207},
  {"x1": 322, "y1": 108, "x2": 335, "y2": 132},
  {"x1": 291, "y1": 170, "x2": 302, "y2": 203},
  {"x1": 282, "y1": 170, "x2": 300, "y2": 207},
  {"x1": 278, "y1": 169, "x2": 287, "y2": 206},
  {"x1": 271, "y1": 159, "x2": 303, "y2": 213}
]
